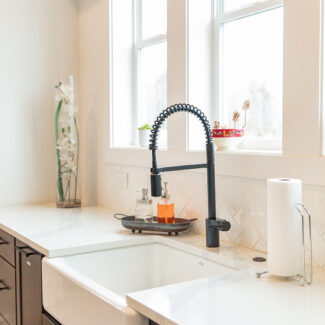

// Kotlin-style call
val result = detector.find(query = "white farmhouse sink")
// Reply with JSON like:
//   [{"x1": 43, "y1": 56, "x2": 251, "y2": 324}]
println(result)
[{"x1": 43, "y1": 236, "x2": 235, "y2": 325}]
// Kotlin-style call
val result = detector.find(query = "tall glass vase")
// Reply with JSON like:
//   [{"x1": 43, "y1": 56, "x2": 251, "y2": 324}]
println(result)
[{"x1": 54, "y1": 76, "x2": 81, "y2": 208}]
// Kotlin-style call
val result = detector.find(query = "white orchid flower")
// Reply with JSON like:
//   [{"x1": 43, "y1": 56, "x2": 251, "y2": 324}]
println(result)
[
  {"x1": 59, "y1": 115, "x2": 73, "y2": 125},
  {"x1": 66, "y1": 161, "x2": 76, "y2": 170},
  {"x1": 55, "y1": 76, "x2": 80, "y2": 205},
  {"x1": 60, "y1": 152, "x2": 73, "y2": 162},
  {"x1": 55, "y1": 80, "x2": 74, "y2": 105},
  {"x1": 62, "y1": 172, "x2": 71, "y2": 179}
]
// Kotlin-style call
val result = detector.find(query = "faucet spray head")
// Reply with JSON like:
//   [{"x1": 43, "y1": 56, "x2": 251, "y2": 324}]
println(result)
[{"x1": 151, "y1": 173, "x2": 162, "y2": 197}]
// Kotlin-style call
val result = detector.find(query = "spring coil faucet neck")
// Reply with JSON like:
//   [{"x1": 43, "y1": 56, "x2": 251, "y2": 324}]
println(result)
[{"x1": 149, "y1": 103, "x2": 231, "y2": 247}]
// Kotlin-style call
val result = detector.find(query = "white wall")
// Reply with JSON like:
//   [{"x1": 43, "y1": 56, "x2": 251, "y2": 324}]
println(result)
[
  {"x1": 0, "y1": 0, "x2": 79, "y2": 205},
  {"x1": 78, "y1": 0, "x2": 110, "y2": 206},
  {"x1": 98, "y1": 163, "x2": 325, "y2": 269},
  {"x1": 75, "y1": 0, "x2": 325, "y2": 270}
]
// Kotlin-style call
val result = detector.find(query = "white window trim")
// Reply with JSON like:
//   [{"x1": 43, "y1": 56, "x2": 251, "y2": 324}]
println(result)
[{"x1": 105, "y1": 0, "x2": 324, "y2": 187}]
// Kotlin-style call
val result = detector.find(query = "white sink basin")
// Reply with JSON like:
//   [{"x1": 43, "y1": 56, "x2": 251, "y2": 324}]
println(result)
[{"x1": 43, "y1": 236, "x2": 235, "y2": 325}]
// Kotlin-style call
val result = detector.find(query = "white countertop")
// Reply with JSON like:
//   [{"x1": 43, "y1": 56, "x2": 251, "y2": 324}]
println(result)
[
  {"x1": 127, "y1": 257, "x2": 325, "y2": 325},
  {"x1": 0, "y1": 205, "x2": 138, "y2": 257},
  {"x1": 0, "y1": 204, "x2": 324, "y2": 325}
]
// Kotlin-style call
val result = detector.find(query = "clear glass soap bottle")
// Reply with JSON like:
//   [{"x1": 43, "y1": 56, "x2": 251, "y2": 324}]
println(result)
[
  {"x1": 135, "y1": 187, "x2": 153, "y2": 221},
  {"x1": 157, "y1": 182, "x2": 175, "y2": 223}
]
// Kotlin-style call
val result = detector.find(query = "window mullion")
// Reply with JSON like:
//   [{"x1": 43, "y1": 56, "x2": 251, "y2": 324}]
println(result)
[
  {"x1": 217, "y1": 0, "x2": 224, "y2": 15},
  {"x1": 213, "y1": 0, "x2": 225, "y2": 125},
  {"x1": 133, "y1": 0, "x2": 140, "y2": 145},
  {"x1": 211, "y1": 0, "x2": 216, "y2": 123},
  {"x1": 213, "y1": 2, "x2": 222, "y2": 124},
  {"x1": 167, "y1": 0, "x2": 188, "y2": 152},
  {"x1": 137, "y1": 0, "x2": 142, "y2": 41}
]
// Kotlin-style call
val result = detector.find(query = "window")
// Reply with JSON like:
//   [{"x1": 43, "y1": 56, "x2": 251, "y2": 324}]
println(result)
[
  {"x1": 106, "y1": 0, "x2": 323, "y2": 184},
  {"x1": 110, "y1": 0, "x2": 167, "y2": 148},
  {"x1": 188, "y1": 0, "x2": 284, "y2": 150}
]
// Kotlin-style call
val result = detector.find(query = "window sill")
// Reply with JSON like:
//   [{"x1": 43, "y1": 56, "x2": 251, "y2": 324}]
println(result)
[
  {"x1": 111, "y1": 145, "x2": 167, "y2": 151},
  {"x1": 214, "y1": 148, "x2": 282, "y2": 156},
  {"x1": 105, "y1": 145, "x2": 280, "y2": 165},
  {"x1": 104, "y1": 146, "x2": 325, "y2": 186}
]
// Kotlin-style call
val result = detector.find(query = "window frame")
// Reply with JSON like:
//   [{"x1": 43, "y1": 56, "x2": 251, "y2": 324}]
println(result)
[
  {"x1": 105, "y1": 0, "x2": 324, "y2": 187},
  {"x1": 212, "y1": 0, "x2": 284, "y2": 151}
]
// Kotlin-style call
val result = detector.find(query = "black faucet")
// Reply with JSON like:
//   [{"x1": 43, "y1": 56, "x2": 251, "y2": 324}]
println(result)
[{"x1": 149, "y1": 103, "x2": 231, "y2": 247}]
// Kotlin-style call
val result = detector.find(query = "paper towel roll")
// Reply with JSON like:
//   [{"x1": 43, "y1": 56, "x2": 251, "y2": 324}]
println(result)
[{"x1": 267, "y1": 178, "x2": 302, "y2": 277}]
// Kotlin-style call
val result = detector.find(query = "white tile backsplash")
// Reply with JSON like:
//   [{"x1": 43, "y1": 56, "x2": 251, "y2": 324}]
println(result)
[{"x1": 98, "y1": 163, "x2": 325, "y2": 268}]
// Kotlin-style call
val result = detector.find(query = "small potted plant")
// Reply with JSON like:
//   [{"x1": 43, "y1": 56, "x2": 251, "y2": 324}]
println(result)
[
  {"x1": 138, "y1": 124, "x2": 152, "y2": 147},
  {"x1": 212, "y1": 100, "x2": 251, "y2": 151}
]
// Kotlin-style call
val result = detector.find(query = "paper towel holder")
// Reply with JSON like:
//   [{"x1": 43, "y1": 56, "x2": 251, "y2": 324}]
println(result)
[{"x1": 256, "y1": 202, "x2": 312, "y2": 286}]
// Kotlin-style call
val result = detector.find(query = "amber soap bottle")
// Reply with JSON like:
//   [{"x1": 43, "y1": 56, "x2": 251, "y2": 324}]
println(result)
[{"x1": 157, "y1": 182, "x2": 175, "y2": 223}]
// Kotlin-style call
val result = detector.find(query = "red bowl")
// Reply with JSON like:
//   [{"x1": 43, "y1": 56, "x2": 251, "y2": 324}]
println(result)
[{"x1": 211, "y1": 128, "x2": 245, "y2": 138}]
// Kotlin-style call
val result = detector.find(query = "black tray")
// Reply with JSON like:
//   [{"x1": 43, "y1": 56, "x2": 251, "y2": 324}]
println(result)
[{"x1": 113, "y1": 214, "x2": 197, "y2": 236}]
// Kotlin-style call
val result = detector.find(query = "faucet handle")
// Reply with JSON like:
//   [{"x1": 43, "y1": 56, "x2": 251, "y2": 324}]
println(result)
[{"x1": 207, "y1": 218, "x2": 231, "y2": 231}]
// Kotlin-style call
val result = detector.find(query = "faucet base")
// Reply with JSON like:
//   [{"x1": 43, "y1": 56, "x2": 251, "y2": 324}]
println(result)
[{"x1": 205, "y1": 219, "x2": 220, "y2": 247}]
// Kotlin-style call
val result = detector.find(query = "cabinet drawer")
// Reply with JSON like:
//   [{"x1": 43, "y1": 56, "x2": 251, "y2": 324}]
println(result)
[
  {"x1": 0, "y1": 257, "x2": 16, "y2": 325},
  {"x1": 0, "y1": 230, "x2": 15, "y2": 266}
]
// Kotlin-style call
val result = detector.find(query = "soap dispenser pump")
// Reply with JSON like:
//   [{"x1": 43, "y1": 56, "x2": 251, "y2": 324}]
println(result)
[
  {"x1": 157, "y1": 182, "x2": 175, "y2": 223},
  {"x1": 135, "y1": 187, "x2": 153, "y2": 221}
]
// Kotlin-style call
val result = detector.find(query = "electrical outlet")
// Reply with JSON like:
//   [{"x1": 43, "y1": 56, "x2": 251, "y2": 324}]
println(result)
[{"x1": 116, "y1": 171, "x2": 128, "y2": 189}]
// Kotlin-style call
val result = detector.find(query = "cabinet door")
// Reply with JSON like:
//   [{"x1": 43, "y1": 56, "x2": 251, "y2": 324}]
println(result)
[
  {"x1": 16, "y1": 242, "x2": 43, "y2": 325},
  {"x1": 0, "y1": 314, "x2": 9, "y2": 325},
  {"x1": 0, "y1": 257, "x2": 16, "y2": 325},
  {"x1": 0, "y1": 229, "x2": 15, "y2": 266}
]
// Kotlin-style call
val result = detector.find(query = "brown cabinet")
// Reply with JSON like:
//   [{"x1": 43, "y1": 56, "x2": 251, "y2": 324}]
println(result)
[
  {"x1": 16, "y1": 240, "x2": 43, "y2": 325},
  {"x1": 0, "y1": 314, "x2": 9, "y2": 325},
  {"x1": 0, "y1": 229, "x2": 15, "y2": 267},
  {"x1": 0, "y1": 257, "x2": 16, "y2": 325},
  {"x1": 0, "y1": 230, "x2": 61, "y2": 325}
]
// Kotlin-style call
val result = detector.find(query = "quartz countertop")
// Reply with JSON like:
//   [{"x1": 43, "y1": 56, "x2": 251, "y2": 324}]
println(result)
[
  {"x1": 0, "y1": 204, "x2": 138, "y2": 257},
  {"x1": 127, "y1": 244, "x2": 324, "y2": 325},
  {"x1": 0, "y1": 204, "x2": 323, "y2": 325}
]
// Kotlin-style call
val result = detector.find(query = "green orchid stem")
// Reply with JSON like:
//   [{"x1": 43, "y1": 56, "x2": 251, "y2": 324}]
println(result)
[
  {"x1": 74, "y1": 117, "x2": 79, "y2": 202},
  {"x1": 55, "y1": 100, "x2": 64, "y2": 202},
  {"x1": 64, "y1": 177, "x2": 71, "y2": 201}
]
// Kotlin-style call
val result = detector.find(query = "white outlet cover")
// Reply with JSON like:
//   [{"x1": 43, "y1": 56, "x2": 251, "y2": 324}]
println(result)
[{"x1": 116, "y1": 171, "x2": 128, "y2": 189}]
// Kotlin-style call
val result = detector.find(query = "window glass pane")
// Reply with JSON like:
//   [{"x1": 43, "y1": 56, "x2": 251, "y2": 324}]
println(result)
[
  {"x1": 188, "y1": 0, "x2": 212, "y2": 150},
  {"x1": 221, "y1": 8, "x2": 283, "y2": 143},
  {"x1": 111, "y1": 0, "x2": 134, "y2": 147},
  {"x1": 224, "y1": 0, "x2": 264, "y2": 12},
  {"x1": 139, "y1": 42, "x2": 167, "y2": 147},
  {"x1": 141, "y1": 0, "x2": 167, "y2": 39}
]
